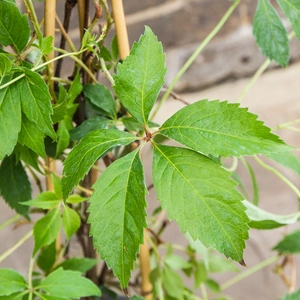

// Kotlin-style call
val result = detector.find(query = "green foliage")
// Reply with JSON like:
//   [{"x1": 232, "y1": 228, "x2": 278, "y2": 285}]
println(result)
[
  {"x1": 0, "y1": 269, "x2": 27, "y2": 296},
  {"x1": 253, "y1": 0, "x2": 289, "y2": 66},
  {"x1": 88, "y1": 149, "x2": 147, "y2": 288},
  {"x1": 113, "y1": 26, "x2": 167, "y2": 125},
  {"x1": 276, "y1": 0, "x2": 300, "y2": 40},
  {"x1": 280, "y1": 289, "x2": 300, "y2": 300},
  {"x1": 273, "y1": 230, "x2": 300, "y2": 254},
  {"x1": 36, "y1": 268, "x2": 101, "y2": 298},
  {"x1": 33, "y1": 208, "x2": 61, "y2": 255},
  {"x1": 55, "y1": 257, "x2": 97, "y2": 273},
  {"x1": 0, "y1": 156, "x2": 31, "y2": 217},
  {"x1": 0, "y1": 53, "x2": 12, "y2": 78},
  {"x1": 153, "y1": 144, "x2": 249, "y2": 262},
  {"x1": 0, "y1": 0, "x2": 30, "y2": 53},
  {"x1": 62, "y1": 205, "x2": 80, "y2": 240},
  {"x1": 62, "y1": 129, "x2": 137, "y2": 199},
  {"x1": 267, "y1": 151, "x2": 300, "y2": 175},
  {"x1": 243, "y1": 200, "x2": 300, "y2": 229},
  {"x1": 160, "y1": 100, "x2": 291, "y2": 157}
]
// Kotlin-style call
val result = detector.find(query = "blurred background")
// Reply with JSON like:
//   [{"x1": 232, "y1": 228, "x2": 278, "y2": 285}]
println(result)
[{"x1": 1, "y1": 0, "x2": 300, "y2": 299}]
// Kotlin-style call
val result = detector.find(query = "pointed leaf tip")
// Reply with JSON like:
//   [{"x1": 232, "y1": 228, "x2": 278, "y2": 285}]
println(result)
[{"x1": 239, "y1": 259, "x2": 247, "y2": 267}]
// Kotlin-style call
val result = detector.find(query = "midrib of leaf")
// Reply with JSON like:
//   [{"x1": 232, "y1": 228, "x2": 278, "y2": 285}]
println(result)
[
  {"x1": 281, "y1": 0, "x2": 300, "y2": 13},
  {"x1": 141, "y1": 37, "x2": 150, "y2": 125},
  {"x1": 72, "y1": 136, "x2": 135, "y2": 171},
  {"x1": 153, "y1": 144, "x2": 241, "y2": 258},
  {"x1": 36, "y1": 208, "x2": 60, "y2": 246},
  {"x1": 98, "y1": 151, "x2": 139, "y2": 283},
  {"x1": 161, "y1": 124, "x2": 277, "y2": 148},
  {"x1": 21, "y1": 119, "x2": 41, "y2": 152},
  {"x1": 262, "y1": 0, "x2": 278, "y2": 43}
]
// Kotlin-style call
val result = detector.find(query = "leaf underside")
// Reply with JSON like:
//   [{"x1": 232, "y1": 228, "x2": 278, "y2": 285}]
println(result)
[
  {"x1": 152, "y1": 144, "x2": 249, "y2": 262},
  {"x1": 88, "y1": 149, "x2": 147, "y2": 288},
  {"x1": 253, "y1": 0, "x2": 289, "y2": 67},
  {"x1": 160, "y1": 100, "x2": 291, "y2": 157}
]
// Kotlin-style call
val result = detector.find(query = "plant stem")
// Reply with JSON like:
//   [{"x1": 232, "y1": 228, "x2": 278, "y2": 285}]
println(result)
[
  {"x1": 100, "y1": 58, "x2": 115, "y2": 85},
  {"x1": 0, "y1": 214, "x2": 21, "y2": 231},
  {"x1": 111, "y1": 0, "x2": 130, "y2": 59},
  {"x1": 275, "y1": 118, "x2": 300, "y2": 130},
  {"x1": 254, "y1": 156, "x2": 300, "y2": 199},
  {"x1": 200, "y1": 283, "x2": 208, "y2": 300},
  {"x1": 28, "y1": 255, "x2": 35, "y2": 299},
  {"x1": 0, "y1": 229, "x2": 33, "y2": 263},
  {"x1": 221, "y1": 255, "x2": 279, "y2": 290},
  {"x1": 236, "y1": 58, "x2": 270, "y2": 103},
  {"x1": 150, "y1": 0, "x2": 241, "y2": 120}
]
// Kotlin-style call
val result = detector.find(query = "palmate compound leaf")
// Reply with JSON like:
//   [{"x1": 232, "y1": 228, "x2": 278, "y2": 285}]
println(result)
[
  {"x1": 152, "y1": 144, "x2": 249, "y2": 262},
  {"x1": 113, "y1": 26, "x2": 166, "y2": 125},
  {"x1": 276, "y1": 0, "x2": 300, "y2": 41},
  {"x1": 88, "y1": 149, "x2": 147, "y2": 288},
  {"x1": 159, "y1": 100, "x2": 291, "y2": 157},
  {"x1": 253, "y1": 0, "x2": 289, "y2": 67},
  {"x1": 62, "y1": 129, "x2": 137, "y2": 199}
]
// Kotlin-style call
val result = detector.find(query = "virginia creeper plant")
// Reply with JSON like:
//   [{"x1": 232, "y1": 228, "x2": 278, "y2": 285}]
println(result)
[{"x1": 1, "y1": 0, "x2": 300, "y2": 299}]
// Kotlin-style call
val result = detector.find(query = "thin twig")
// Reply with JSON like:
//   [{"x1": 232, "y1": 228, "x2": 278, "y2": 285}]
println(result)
[{"x1": 161, "y1": 87, "x2": 189, "y2": 105}]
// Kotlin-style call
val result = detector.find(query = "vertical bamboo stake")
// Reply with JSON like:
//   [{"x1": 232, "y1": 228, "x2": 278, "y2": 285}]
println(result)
[
  {"x1": 44, "y1": 0, "x2": 59, "y2": 250},
  {"x1": 111, "y1": 1, "x2": 152, "y2": 298},
  {"x1": 111, "y1": 0, "x2": 130, "y2": 60},
  {"x1": 78, "y1": 0, "x2": 85, "y2": 39},
  {"x1": 44, "y1": 0, "x2": 57, "y2": 192}
]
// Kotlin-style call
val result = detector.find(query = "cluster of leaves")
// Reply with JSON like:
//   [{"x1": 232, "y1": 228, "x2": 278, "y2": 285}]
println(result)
[
  {"x1": 253, "y1": 0, "x2": 300, "y2": 66},
  {"x1": 61, "y1": 26, "x2": 293, "y2": 289}
]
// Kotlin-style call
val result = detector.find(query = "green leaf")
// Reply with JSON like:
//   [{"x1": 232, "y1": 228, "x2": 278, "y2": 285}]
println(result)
[
  {"x1": 162, "y1": 265, "x2": 185, "y2": 300},
  {"x1": 0, "y1": 269, "x2": 27, "y2": 296},
  {"x1": 19, "y1": 146, "x2": 42, "y2": 173},
  {"x1": 56, "y1": 119, "x2": 70, "y2": 156},
  {"x1": 277, "y1": 0, "x2": 300, "y2": 40},
  {"x1": 160, "y1": 100, "x2": 291, "y2": 157},
  {"x1": 62, "y1": 205, "x2": 80, "y2": 240},
  {"x1": 280, "y1": 289, "x2": 300, "y2": 300},
  {"x1": 37, "y1": 268, "x2": 101, "y2": 298},
  {"x1": 51, "y1": 173, "x2": 62, "y2": 199},
  {"x1": 19, "y1": 69, "x2": 55, "y2": 140},
  {"x1": 39, "y1": 296, "x2": 67, "y2": 300},
  {"x1": 273, "y1": 230, "x2": 300, "y2": 254},
  {"x1": 243, "y1": 160, "x2": 259, "y2": 205},
  {"x1": 88, "y1": 149, "x2": 147, "y2": 288},
  {"x1": 206, "y1": 279, "x2": 220, "y2": 293},
  {"x1": 0, "y1": 0, "x2": 30, "y2": 53},
  {"x1": 67, "y1": 73, "x2": 82, "y2": 105},
  {"x1": 0, "y1": 156, "x2": 31, "y2": 217},
  {"x1": 194, "y1": 262, "x2": 208, "y2": 288},
  {"x1": 69, "y1": 116, "x2": 110, "y2": 141},
  {"x1": 0, "y1": 292, "x2": 24, "y2": 300},
  {"x1": 21, "y1": 191, "x2": 60, "y2": 209},
  {"x1": 243, "y1": 200, "x2": 300, "y2": 229},
  {"x1": 18, "y1": 114, "x2": 46, "y2": 158},
  {"x1": 253, "y1": 0, "x2": 289, "y2": 66},
  {"x1": 131, "y1": 297, "x2": 145, "y2": 300},
  {"x1": 165, "y1": 255, "x2": 192, "y2": 270},
  {"x1": 33, "y1": 208, "x2": 61, "y2": 255},
  {"x1": 40, "y1": 36, "x2": 53, "y2": 56},
  {"x1": 83, "y1": 83, "x2": 116, "y2": 119},
  {"x1": 62, "y1": 129, "x2": 136, "y2": 199},
  {"x1": 66, "y1": 194, "x2": 87, "y2": 204},
  {"x1": 0, "y1": 74, "x2": 22, "y2": 160},
  {"x1": 0, "y1": 54, "x2": 12, "y2": 77},
  {"x1": 55, "y1": 257, "x2": 97, "y2": 273},
  {"x1": 37, "y1": 242, "x2": 57, "y2": 273},
  {"x1": 113, "y1": 26, "x2": 166, "y2": 125},
  {"x1": 152, "y1": 144, "x2": 249, "y2": 262},
  {"x1": 111, "y1": 35, "x2": 119, "y2": 61},
  {"x1": 267, "y1": 151, "x2": 300, "y2": 175},
  {"x1": 207, "y1": 255, "x2": 239, "y2": 273}
]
